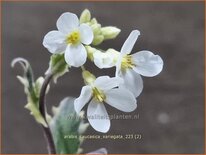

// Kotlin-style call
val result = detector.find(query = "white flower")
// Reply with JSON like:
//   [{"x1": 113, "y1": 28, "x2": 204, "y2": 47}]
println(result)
[
  {"x1": 43, "y1": 12, "x2": 94, "y2": 67},
  {"x1": 74, "y1": 76, "x2": 137, "y2": 133},
  {"x1": 116, "y1": 30, "x2": 163, "y2": 97}
]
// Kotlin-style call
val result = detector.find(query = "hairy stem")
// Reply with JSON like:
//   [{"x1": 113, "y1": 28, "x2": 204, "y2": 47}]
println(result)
[{"x1": 39, "y1": 73, "x2": 56, "y2": 154}]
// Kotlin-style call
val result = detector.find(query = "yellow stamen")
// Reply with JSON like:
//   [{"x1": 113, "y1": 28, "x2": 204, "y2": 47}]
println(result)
[
  {"x1": 66, "y1": 31, "x2": 80, "y2": 45},
  {"x1": 121, "y1": 55, "x2": 135, "y2": 71},
  {"x1": 92, "y1": 87, "x2": 106, "y2": 102}
]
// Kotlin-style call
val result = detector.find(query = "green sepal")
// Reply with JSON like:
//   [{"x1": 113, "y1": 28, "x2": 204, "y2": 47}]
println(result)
[{"x1": 46, "y1": 53, "x2": 69, "y2": 83}]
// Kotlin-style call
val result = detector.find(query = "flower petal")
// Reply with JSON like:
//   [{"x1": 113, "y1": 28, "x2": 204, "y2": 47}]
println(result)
[
  {"x1": 120, "y1": 69, "x2": 143, "y2": 98},
  {"x1": 115, "y1": 55, "x2": 123, "y2": 77},
  {"x1": 87, "y1": 100, "x2": 110, "y2": 133},
  {"x1": 64, "y1": 44, "x2": 87, "y2": 67},
  {"x1": 94, "y1": 76, "x2": 123, "y2": 91},
  {"x1": 120, "y1": 30, "x2": 140, "y2": 55},
  {"x1": 105, "y1": 88, "x2": 137, "y2": 112},
  {"x1": 43, "y1": 30, "x2": 67, "y2": 54},
  {"x1": 74, "y1": 86, "x2": 92, "y2": 113},
  {"x1": 93, "y1": 49, "x2": 119, "y2": 69},
  {"x1": 132, "y1": 50, "x2": 163, "y2": 77},
  {"x1": 93, "y1": 51, "x2": 112, "y2": 69},
  {"x1": 56, "y1": 12, "x2": 79, "y2": 33},
  {"x1": 79, "y1": 24, "x2": 94, "y2": 45}
]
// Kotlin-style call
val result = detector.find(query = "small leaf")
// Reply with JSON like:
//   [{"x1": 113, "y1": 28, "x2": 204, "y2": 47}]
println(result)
[
  {"x1": 50, "y1": 97, "x2": 86, "y2": 154},
  {"x1": 35, "y1": 77, "x2": 50, "y2": 95},
  {"x1": 25, "y1": 101, "x2": 48, "y2": 127},
  {"x1": 12, "y1": 57, "x2": 48, "y2": 127},
  {"x1": 11, "y1": 57, "x2": 34, "y2": 91}
]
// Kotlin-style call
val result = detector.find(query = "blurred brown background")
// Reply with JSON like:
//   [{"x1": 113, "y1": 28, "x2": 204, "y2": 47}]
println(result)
[{"x1": 2, "y1": 1, "x2": 205, "y2": 154}]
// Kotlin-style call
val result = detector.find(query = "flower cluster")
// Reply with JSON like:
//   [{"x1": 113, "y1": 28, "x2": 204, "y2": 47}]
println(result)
[{"x1": 43, "y1": 9, "x2": 163, "y2": 133}]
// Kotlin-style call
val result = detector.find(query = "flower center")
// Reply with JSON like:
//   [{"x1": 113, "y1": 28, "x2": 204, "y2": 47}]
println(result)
[
  {"x1": 92, "y1": 87, "x2": 106, "y2": 102},
  {"x1": 66, "y1": 30, "x2": 80, "y2": 45},
  {"x1": 121, "y1": 55, "x2": 135, "y2": 71}
]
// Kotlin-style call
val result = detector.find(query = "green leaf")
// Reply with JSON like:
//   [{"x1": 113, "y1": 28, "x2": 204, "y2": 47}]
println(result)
[
  {"x1": 12, "y1": 58, "x2": 48, "y2": 127},
  {"x1": 50, "y1": 97, "x2": 86, "y2": 154},
  {"x1": 25, "y1": 101, "x2": 48, "y2": 127},
  {"x1": 47, "y1": 53, "x2": 69, "y2": 83}
]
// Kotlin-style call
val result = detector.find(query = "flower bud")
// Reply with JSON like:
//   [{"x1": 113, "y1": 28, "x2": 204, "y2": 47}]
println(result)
[
  {"x1": 82, "y1": 70, "x2": 96, "y2": 85},
  {"x1": 92, "y1": 34, "x2": 104, "y2": 45},
  {"x1": 101, "y1": 26, "x2": 121, "y2": 40},
  {"x1": 91, "y1": 23, "x2": 101, "y2": 35},
  {"x1": 80, "y1": 9, "x2": 91, "y2": 23},
  {"x1": 46, "y1": 53, "x2": 69, "y2": 83},
  {"x1": 90, "y1": 18, "x2": 98, "y2": 24}
]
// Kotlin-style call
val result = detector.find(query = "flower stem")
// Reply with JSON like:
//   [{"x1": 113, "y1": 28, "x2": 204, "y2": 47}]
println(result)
[{"x1": 39, "y1": 73, "x2": 56, "y2": 154}]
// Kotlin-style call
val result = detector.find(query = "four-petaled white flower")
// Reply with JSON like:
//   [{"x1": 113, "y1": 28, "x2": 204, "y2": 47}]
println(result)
[
  {"x1": 43, "y1": 12, "x2": 94, "y2": 67},
  {"x1": 116, "y1": 30, "x2": 163, "y2": 97},
  {"x1": 74, "y1": 76, "x2": 137, "y2": 133}
]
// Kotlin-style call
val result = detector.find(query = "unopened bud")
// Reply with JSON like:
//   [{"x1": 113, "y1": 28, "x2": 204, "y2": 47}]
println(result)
[
  {"x1": 90, "y1": 18, "x2": 98, "y2": 24},
  {"x1": 101, "y1": 26, "x2": 121, "y2": 40},
  {"x1": 92, "y1": 34, "x2": 104, "y2": 46},
  {"x1": 80, "y1": 9, "x2": 91, "y2": 23},
  {"x1": 91, "y1": 23, "x2": 102, "y2": 35},
  {"x1": 82, "y1": 70, "x2": 96, "y2": 85}
]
